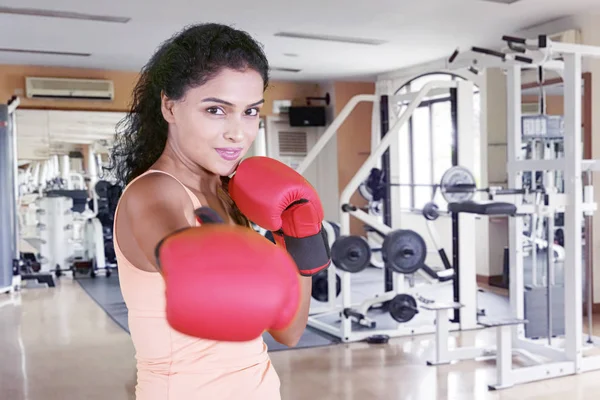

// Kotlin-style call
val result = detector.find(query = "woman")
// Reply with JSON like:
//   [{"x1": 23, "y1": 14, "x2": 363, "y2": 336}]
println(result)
[{"x1": 109, "y1": 23, "x2": 312, "y2": 399}]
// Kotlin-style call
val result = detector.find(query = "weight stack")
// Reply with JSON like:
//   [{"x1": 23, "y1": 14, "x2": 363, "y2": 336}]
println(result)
[{"x1": 524, "y1": 285, "x2": 565, "y2": 339}]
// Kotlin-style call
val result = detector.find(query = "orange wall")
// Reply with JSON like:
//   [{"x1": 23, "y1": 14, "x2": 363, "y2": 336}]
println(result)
[
  {"x1": 0, "y1": 64, "x2": 321, "y2": 115},
  {"x1": 334, "y1": 81, "x2": 375, "y2": 235},
  {"x1": 521, "y1": 95, "x2": 565, "y2": 115}
]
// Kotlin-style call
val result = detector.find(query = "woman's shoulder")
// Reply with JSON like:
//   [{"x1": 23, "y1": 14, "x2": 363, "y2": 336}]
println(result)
[{"x1": 120, "y1": 171, "x2": 192, "y2": 218}]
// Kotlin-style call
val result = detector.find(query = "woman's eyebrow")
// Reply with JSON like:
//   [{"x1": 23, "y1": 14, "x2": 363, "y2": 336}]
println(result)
[{"x1": 201, "y1": 97, "x2": 265, "y2": 107}]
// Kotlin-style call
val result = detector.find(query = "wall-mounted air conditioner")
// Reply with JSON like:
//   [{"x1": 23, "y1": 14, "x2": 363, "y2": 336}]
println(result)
[{"x1": 25, "y1": 77, "x2": 115, "y2": 101}]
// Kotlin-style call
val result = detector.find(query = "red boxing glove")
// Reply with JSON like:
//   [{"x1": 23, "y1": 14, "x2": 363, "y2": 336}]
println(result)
[
  {"x1": 228, "y1": 156, "x2": 331, "y2": 276},
  {"x1": 155, "y1": 208, "x2": 300, "y2": 341}
]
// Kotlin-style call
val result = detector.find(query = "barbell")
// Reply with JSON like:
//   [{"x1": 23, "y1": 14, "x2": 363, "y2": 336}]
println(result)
[
  {"x1": 359, "y1": 165, "x2": 477, "y2": 203},
  {"x1": 360, "y1": 165, "x2": 541, "y2": 206}
]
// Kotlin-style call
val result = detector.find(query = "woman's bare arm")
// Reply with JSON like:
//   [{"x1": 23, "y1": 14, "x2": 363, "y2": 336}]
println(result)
[{"x1": 119, "y1": 174, "x2": 195, "y2": 272}]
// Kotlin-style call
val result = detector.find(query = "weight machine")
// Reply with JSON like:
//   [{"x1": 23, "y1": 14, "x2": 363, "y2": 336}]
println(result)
[
  {"x1": 296, "y1": 80, "x2": 480, "y2": 342},
  {"x1": 420, "y1": 34, "x2": 600, "y2": 390}
]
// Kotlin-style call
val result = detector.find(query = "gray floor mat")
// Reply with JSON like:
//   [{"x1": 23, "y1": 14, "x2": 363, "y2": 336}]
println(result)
[{"x1": 76, "y1": 274, "x2": 338, "y2": 352}]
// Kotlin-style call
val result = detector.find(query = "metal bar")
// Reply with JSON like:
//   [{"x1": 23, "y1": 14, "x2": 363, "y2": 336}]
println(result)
[
  {"x1": 380, "y1": 94, "x2": 394, "y2": 293},
  {"x1": 506, "y1": 65, "x2": 525, "y2": 339},
  {"x1": 547, "y1": 214, "x2": 554, "y2": 345},
  {"x1": 345, "y1": 207, "x2": 393, "y2": 236},
  {"x1": 514, "y1": 338, "x2": 569, "y2": 361},
  {"x1": 581, "y1": 160, "x2": 600, "y2": 171},
  {"x1": 562, "y1": 53, "x2": 583, "y2": 366},
  {"x1": 296, "y1": 94, "x2": 377, "y2": 175},
  {"x1": 495, "y1": 325, "x2": 513, "y2": 389},
  {"x1": 455, "y1": 81, "x2": 477, "y2": 329},
  {"x1": 391, "y1": 85, "x2": 456, "y2": 104},
  {"x1": 547, "y1": 40, "x2": 600, "y2": 58},
  {"x1": 507, "y1": 159, "x2": 565, "y2": 173},
  {"x1": 7, "y1": 97, "x2": 20, "y2": 114},
  {"x1": 10, "y1": 110, "x2": 19, "y2": 262}
]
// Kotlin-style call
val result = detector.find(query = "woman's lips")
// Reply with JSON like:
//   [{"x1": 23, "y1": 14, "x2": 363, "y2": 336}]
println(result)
[{"x1": 215, "y1": 148, "x2": 243, "y2": 161}]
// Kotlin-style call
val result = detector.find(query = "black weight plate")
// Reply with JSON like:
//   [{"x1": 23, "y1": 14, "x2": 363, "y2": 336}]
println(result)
[
  {"x1": 389, "y1": 294, "x2": 419, "y2": 323},
  {"x1": 331, "y1": 235, "x2": 371, "y2": 273},
  {"x1": 95, "y1": 180, "x2": 111, "y2": 199},
  {"x1": 382, "y1": 229, "x2": 427, "y2": 274},
  {"x1": 329, "y1": 221, "x2": 340, "y2": 240},
  {"x1": 422, "y1": 202, "x2": 439, "y2": 221},
  {"x1": 311, "y1": 271, "x2": 341, "y2": 302}
]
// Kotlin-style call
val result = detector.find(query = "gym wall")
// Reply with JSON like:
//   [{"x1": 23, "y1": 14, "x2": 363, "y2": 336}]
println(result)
[
  {"x1": 333, "y1": 80, "x2": 376, "y2": 236},
  {"x1": 0, "y1": 64, "x2": 322, "y2": 116}
]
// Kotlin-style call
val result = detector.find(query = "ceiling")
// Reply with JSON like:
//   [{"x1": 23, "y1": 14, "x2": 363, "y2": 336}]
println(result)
[{"x1": 1, "y1": 0, "x2": 599, "y2": 82}]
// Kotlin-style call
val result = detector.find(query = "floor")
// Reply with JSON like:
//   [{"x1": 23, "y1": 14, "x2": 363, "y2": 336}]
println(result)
[{"x1": 2, "y1": 279, "x2": 600, "y2": 400}]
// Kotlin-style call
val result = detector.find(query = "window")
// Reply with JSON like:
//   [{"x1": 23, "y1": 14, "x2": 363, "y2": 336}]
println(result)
[{"x1": 391, "y1": 73, "x2": 480, "y2": 210}]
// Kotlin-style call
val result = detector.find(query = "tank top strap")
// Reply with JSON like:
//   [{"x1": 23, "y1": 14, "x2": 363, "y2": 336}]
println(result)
[
  {"x1": 114, "y1": 169, "x2": 203, "y2": 230},
  {"x1": 143, "y1": 169, "x2": 203, "y2": 210}
]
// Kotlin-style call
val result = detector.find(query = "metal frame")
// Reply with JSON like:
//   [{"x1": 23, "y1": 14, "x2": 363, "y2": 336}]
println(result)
[
  {"x1": 0, "y1": 97, "x2": 21, "y2": 294},
  {"x1": 297, "y1": 81, "x2": 480, "y2": 342},
  {"x1": 420, "y1": 35, "x2": 600, "y2": 390}
]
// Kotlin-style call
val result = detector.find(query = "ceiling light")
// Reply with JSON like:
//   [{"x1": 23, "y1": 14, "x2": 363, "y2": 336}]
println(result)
[
  {"x1": 479, "y1": 0, "x2": 521, "y2": 4},
  {"x1": 271, "y1": 67, "x2": 302, "y2": 73},
  {"x1": 283, "y1": 53, "x2": 299, "y2": 57},
  {"x1": 275, "y1": 32, "x2": 386, "y2": 46},
  {"x1": 0, "y1": 6, "x2": 131, "y2": 23},
  {"x1": 0, "y1": 48, "x2": 91, "y2": 57}
]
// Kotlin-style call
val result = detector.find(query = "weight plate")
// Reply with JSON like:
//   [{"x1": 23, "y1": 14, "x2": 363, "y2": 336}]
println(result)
[
  {"x1": 440, "y1": 166, "x2": 476, "y2": 203},
  {"x1": 331, "y1": 235, "x2": 371, "y2": 273},
  {"x1": 94, "y1": 180, "x2": 111, "y2": 199},
  {"x1": 422, "y1": 202, "x2": 439, "y2": 221},
  {"x1": 311, "y1": 271, "x2": 341, "y2": 302},
  {"x1": 323, "y1": 221, "x2": 341, "y2": 248},
  {"x1": 389, "y1": 294, "x2": 419, "y2": 323},
  {"x1": 382, "y1": 229, "x2": 427, "y2": 274},
  {"x1": 358, "y1": 181, "x2": 373, "y2": 202}
]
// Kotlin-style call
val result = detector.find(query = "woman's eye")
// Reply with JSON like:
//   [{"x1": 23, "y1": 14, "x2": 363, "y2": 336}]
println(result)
[
  {"x1": 246, "y1": 108, "x2": 259, "y2": 117},
  {"x1": 207, "y1": 107, "x2": 225, "y2": 115}
]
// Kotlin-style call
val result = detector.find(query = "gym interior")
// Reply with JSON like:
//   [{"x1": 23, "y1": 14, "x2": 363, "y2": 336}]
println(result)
[{"x1": 3, "y1": 2, "x2": 600, "y2": 399}]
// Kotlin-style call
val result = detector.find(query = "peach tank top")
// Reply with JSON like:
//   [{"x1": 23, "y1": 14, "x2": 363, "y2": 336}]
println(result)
[{"x1": 113, "y1": 169, "x2": 281, "y2": 400}]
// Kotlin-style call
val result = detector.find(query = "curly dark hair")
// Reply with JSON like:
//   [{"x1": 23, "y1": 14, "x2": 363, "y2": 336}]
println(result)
[{"x1": 108, "y1": 23, "x2": 269, "y2": 226}]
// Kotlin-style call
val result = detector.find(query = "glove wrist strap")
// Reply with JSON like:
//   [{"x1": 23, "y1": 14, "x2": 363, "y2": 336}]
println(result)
[{"x1": 274, "y1": 228, "x2": 331, "y2": 276}]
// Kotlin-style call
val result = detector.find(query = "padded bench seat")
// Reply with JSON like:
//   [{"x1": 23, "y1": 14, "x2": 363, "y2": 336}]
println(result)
[{"x1": 448, "y1": 201, "x2": 517, "y2": 216}]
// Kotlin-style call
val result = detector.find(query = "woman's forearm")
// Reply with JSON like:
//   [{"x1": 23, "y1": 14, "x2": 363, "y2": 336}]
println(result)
[{"x1": 268, "y1": 275, "x2": 313, "y2": 347}]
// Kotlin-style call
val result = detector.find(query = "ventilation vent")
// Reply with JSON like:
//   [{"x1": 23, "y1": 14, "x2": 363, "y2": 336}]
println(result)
[
  {"x1": 26, "y1": 77, "x2": 114, "y2": 100},
  {"x1": 274, "y1": 32, "x2": 386, "y2": 46},
  {"x1": 278, "y1": 131, "x2": 308, "y2": 156}
]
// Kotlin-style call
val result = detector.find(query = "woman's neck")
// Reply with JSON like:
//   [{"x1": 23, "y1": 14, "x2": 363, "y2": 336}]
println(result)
[{"x1": 152, "y1": 146, "x2": 220, "y2": 195}]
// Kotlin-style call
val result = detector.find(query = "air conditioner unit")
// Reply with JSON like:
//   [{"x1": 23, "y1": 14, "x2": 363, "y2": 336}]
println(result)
[{"x1": 25, "y1": 77, "x2": 115, "y2": 101}]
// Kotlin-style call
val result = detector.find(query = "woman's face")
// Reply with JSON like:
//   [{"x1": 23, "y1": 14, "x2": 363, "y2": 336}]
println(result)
[{"x1": 162, "y1": 67, "x2": 265, "y2": 177}]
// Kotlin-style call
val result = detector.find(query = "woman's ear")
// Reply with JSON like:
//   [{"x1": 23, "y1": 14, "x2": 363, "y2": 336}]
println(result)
[{"x1": 161, "y1": 91, "x2": 176, "y2": 124}]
